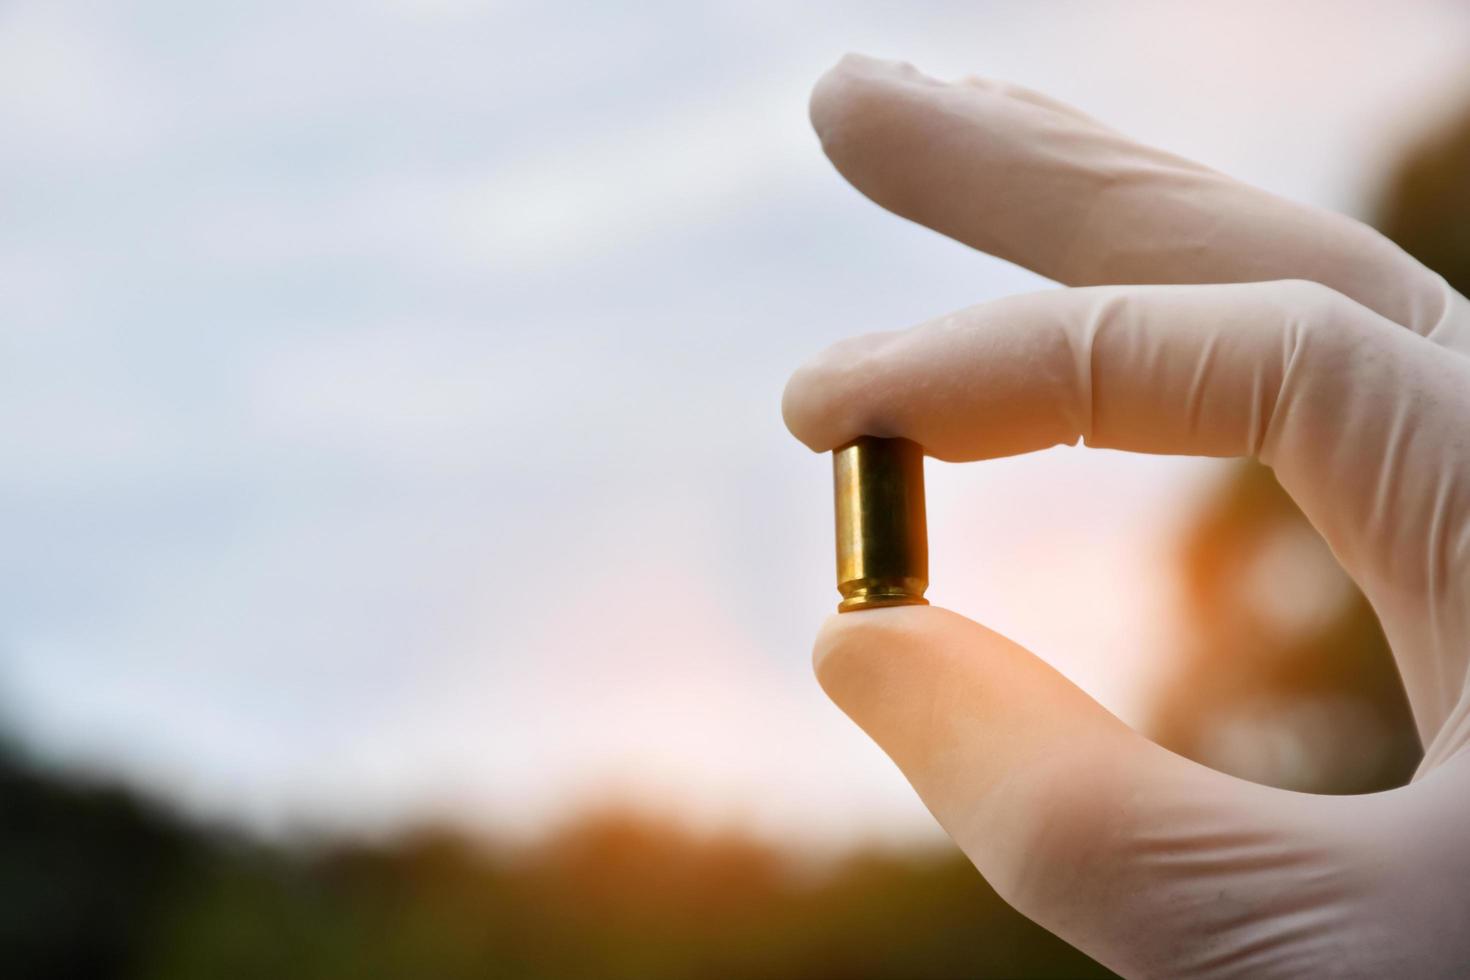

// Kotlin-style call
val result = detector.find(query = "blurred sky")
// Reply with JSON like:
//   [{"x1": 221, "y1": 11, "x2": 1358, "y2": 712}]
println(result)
[{"x1": 2, "y1": 0, "x2": 1468, "y2": 847}]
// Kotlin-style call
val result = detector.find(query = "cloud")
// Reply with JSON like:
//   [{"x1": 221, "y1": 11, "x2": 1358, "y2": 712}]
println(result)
[{"x1": 0, "y1": 4, "x2": 168, "y2": 163}]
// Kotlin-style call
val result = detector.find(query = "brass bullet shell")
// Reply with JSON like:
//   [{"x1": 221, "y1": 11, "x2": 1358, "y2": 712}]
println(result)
[{"x1": 832, "y1": 436, "x2": 929, "y2": 613}]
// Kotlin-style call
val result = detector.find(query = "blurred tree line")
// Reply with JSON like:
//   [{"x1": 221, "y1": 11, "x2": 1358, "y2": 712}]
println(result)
[
  {"x1": 0, "y1": 742, "x2": 1107, "y2": 979},
  {"x1": 4, "y1": 98, "x2": 1469, "y2": 980}
]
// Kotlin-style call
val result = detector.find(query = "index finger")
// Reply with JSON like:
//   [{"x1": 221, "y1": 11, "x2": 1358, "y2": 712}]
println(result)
[{"x1": 812, "y1": 54, "x2": 1462, "y2": 344}]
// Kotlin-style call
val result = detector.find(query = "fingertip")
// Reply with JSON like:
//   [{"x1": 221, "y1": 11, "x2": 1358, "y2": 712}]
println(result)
[
  {"x1": 779, "y1": 360, "x2": 828, "y2": 452},
  {"x1": 782, "y1": 328, "x2": 912, "y2": 453},
  {"x1": 779, "y1": 337, "x2": 858, "y2": 453},
  {"x1": 809, "y1": 53, "x2": 924, "y2": 149},
  {"x1": 811, "y1": 604, "x2": 956, "y2": 697}
]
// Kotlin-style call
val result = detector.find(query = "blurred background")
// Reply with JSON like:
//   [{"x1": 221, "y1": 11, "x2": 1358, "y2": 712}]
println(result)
[{"x1": 3, "y1": 1, "x2": 1469, "y2": 977}]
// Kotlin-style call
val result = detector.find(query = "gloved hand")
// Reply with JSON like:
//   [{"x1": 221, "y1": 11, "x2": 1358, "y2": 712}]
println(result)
[{"x1": 783, "y1": 54, "x2": 1470, "y2": 978}]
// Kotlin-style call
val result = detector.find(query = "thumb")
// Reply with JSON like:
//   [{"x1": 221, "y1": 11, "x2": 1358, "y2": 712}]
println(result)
[
  {"x1": 814, "y1": 605, "x2": 1143, "y2": 897},
  {"x1": 815, "y1": 605, "x2": 1399, "y2": 977}
]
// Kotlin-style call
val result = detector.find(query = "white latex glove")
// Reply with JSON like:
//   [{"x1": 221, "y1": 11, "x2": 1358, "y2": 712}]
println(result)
[{"x1": 783, "y1": 55, "x2": 1470, "y2": 978}]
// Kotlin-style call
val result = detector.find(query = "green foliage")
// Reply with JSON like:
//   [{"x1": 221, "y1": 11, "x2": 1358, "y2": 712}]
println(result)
[{"x1": 0, "y1": 748, "x2": 1111, "y2": 980}]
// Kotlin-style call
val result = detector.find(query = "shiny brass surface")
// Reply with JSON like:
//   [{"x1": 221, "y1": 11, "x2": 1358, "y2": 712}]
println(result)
[{"x1": 832, "y1": 436, "x2": 929, "y2": 613}]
